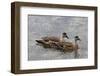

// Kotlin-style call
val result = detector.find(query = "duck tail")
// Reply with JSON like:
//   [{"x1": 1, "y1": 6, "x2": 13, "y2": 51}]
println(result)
[{"x1": 35, "y1": 40, "x2": 44, "y2": 44}]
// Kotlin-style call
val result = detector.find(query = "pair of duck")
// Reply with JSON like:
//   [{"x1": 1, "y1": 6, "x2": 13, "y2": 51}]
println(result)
[{"x1": 36, "y1": 32, "x2": 81, "y2": 55}]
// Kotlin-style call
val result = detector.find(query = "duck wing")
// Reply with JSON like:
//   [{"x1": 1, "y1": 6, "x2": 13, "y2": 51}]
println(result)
[
  {"x1": 42, "y1": 36, "x2": 60, "y2": 42},
  {"x1": 62, "y1": 42, "x2": 74, "y2": 51}
]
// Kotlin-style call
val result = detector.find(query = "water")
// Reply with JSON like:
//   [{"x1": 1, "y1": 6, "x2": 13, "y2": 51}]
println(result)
[{"x1": 28, "y1": 15, "x2": 88, "y2": 61}]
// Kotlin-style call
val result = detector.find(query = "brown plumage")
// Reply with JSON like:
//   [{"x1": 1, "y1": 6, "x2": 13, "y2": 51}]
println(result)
[
  {"x1": 36, "y1": 32, "x2": 69, "y2": 48},
  {"x1": 36, "y1": 34, "x2": 81, "y2": 58},
  {"x1": 62, "y1": 42, "x2": 79, "y2": 52},
  {"x1": 41, "y1": 32, "x2": 69, "y2": 42},
  {"x1": 61, "y1": 36, "x2": 81, "y2": 58},
  {"x1": 42, "y1": 36, "x2": 60, "y2": 42}
]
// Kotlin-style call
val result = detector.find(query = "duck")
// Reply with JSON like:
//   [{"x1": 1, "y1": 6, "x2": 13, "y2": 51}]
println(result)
[
  {"x1": 62, "y1": 36, "x2": 81, "y2": 58},
  {"x1": 35, "y1": 32, "x2": 69, "y2": 48},
  {"x1": 41, "y1": 32, "x2": 69, "y2": 42},
  {"x1": 36, "y1": 34, "x2": 81, "y2": 58}
]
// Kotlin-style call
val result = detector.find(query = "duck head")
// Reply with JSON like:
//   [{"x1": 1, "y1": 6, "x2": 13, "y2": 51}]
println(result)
[
  {"x1": 62, "y1": 32, "x2": 69, "y2": 39},
  {"x1": 75, "y1": 36, "x2": 81, "y2": 41}
]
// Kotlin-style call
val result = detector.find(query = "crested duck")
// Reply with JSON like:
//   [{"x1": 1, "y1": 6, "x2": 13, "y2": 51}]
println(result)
[
  {"x1": 35, "y1": 32, "x2": 81, "y2": 58},
  {"x1": 35, "y1": 32, "x2": 69, "y2": 48},
  {"x1": 41, "y1": 32, "x2": 69, "y2": 42},
  {"x1": 62, "y1": 36, "x2": 81, "y2": 58}
]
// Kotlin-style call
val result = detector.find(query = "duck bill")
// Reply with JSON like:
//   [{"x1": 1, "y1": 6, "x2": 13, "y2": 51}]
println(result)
[
  {"x1": 66, "y1": 35, "x2": 69, "y2": 39},
  {"x1": 78, "y1": 38, "x2": 81, "y2": 41}
]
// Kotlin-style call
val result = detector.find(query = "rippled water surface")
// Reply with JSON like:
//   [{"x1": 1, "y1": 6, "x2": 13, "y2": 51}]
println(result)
[{"x1": 28, "y1": 15, "x2": 88, "y2": 61}]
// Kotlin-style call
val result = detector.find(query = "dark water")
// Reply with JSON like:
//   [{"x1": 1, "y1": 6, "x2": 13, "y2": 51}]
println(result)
[{"x1": 28, "y1": 15, "x2": 88, "y2": 61}]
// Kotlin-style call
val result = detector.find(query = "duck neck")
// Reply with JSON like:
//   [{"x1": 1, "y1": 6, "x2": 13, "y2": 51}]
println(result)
[
  {"x1": 75, "y1": 39, "x2": 78, "y2": 47},
  {"x1": 75, "y1": 39, "x2": 77, "y2": 44},
  {"x1": 60, "y1": 36, "x2": 65, "y2": 42},
  {"x1": 74, "y1": 39, "x2": 80, "y2": 58}
]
